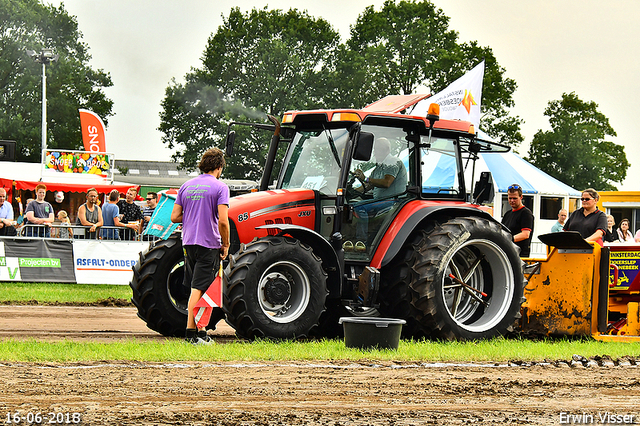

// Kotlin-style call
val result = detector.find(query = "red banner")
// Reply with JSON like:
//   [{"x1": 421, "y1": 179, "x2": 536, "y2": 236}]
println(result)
[
  {"x1": 79, "y1": 109, "x2": 106, "y2": 153},
  {"x1": 12, "y1": 179, "x2": 138, "y2": 195}
]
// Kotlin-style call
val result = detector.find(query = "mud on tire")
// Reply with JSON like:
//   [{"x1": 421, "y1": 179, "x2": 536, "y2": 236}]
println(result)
[
  {"x1": 384, "y1": 217, "x2": 524, "y2": 340},
  {"x1": 225, "y1": 236, "x2": 328, "y2": 340}
]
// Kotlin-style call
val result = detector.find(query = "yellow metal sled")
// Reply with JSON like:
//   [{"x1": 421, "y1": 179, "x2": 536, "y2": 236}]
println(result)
[{"x1": 521, "y1": 232, "x2": 640, "y2": 342}]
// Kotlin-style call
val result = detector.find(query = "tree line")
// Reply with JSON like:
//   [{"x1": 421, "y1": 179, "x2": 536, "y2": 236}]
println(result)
[{"x1": 0, "y1": 0, "x2": 629, "y2": 190}]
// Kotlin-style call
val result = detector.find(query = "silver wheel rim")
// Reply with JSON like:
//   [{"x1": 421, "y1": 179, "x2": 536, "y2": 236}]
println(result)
[
  {"x1": 257, "y1": 260, "x2": 311, "y2": 323},
  {"x1": 441, "y1": 239, "x2": 514, "y2": 332}
]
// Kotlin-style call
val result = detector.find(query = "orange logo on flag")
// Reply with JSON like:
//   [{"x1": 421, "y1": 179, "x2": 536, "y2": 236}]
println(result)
[{"x1": 459, "y1": 90, "x2": 477, "y2": 114}]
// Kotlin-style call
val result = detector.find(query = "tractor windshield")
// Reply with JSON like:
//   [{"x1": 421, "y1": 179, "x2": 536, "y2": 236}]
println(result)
[{"x1": 281, "y1": 128, "x2": 349, "y2": 195}]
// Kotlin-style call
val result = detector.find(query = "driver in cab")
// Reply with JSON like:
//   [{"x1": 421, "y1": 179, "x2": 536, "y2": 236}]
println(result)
[{"x1": 353, "y1": 137, "x2": 407, "y2": 197}]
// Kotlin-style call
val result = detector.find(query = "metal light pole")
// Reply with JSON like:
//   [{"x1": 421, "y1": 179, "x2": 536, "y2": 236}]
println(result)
[{"x1": 26, "y1": 49, "x2": 58, "y2": 165}]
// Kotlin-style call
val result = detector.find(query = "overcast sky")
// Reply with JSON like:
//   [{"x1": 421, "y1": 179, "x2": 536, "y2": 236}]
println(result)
[{"x1": 50, "y1": 0, "x2": 640, "y2": 190}]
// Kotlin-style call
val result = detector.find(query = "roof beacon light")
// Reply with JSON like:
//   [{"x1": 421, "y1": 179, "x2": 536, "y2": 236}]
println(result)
[
  {"x1": 426, "y1": 103, "x2": 440, "y2": 150},
  {"x1": 426, "y1": 103, "x2": 440, "y2": 127}
]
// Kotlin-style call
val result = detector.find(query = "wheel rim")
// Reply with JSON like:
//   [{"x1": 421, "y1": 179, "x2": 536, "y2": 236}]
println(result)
[
  {"x1": 441, "y1": 239, "x2": 514, "y2": 332},
  {"x1": 167, "y1": 260, "x2": 188, "y2": 314},
  {"x1": 257, "y1": 260, "x2": 311, "y2": 324}
]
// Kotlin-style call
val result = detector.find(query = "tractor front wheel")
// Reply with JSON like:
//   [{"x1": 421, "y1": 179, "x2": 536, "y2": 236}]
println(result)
[{"x1": 225, "y1": 236, "x2": 328, "y2": 340}]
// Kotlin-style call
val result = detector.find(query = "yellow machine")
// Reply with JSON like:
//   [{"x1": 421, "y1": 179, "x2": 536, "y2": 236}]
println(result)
[{"x1": 521, "y1": 232, "x2": 640, "y2": 342}]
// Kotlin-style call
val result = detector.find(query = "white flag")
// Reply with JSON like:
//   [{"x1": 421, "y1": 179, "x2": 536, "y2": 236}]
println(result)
[{"x1": 411, "y1": 60, "x2": 484, "y2": 129}]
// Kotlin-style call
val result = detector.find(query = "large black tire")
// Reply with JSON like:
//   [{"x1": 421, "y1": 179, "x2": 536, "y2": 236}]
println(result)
[
  {"x1": 225, "y1": 236, "x2": 328, "y2": 340},
  {"x1": 378, "y1": 226, "x2": 432, "y2": 339},
  {"x1": 130, "y1": 233, "x2": 225, "y2": 337},
  {"x1": 383, "y1": 217, "x2": 524, "y2": 340}
]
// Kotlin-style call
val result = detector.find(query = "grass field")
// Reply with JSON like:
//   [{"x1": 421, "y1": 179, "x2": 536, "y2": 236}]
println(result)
[
  {"x1": 1, "y1": 336, "x2": 639, "y2": 363},
  {"x1": 0, "y1": 281, "x2": 132, "y2": 305},
  {"x1": 1, "y1": 282, "x2": 639, "y2": 363}
]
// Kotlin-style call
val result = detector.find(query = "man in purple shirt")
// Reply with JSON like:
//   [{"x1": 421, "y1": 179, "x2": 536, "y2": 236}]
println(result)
[{"x1": 171, "y1": 148, "x2": 230, "y2": 345}]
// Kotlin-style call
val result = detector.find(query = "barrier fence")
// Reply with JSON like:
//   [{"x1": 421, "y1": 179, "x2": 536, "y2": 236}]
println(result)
[
  {"x1": 0, "y1": 234, "x2": 149, "y2": 285},
  {"x1": 15, "y1": 223, "x2": 157, "y2": 241}
]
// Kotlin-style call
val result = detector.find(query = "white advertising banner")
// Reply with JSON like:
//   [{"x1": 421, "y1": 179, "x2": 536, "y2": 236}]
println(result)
[
  {"x1": 0, "y1": 242, "x2": 21, "y2": 281},
  {"x1": 411, "y1": 60, "x2": 485, "y2": 129},
  {"x1": 72, "y1": 240, "x2": 147, "y2": 285}
]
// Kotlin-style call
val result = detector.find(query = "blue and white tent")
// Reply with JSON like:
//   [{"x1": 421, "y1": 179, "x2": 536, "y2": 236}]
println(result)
[{"x1": 475, "y1": 152, "x2": 580, "y2": 196}]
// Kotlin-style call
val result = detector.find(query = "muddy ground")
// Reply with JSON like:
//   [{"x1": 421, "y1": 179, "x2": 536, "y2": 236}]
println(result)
[{"x1": 0, "y1": 306, "x2": 639, "y2": 425}]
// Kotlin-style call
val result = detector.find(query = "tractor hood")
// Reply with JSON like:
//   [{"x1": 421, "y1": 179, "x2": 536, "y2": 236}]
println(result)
[{"x1": 229, "y1": 188, "x2": 316, "y2": 245}]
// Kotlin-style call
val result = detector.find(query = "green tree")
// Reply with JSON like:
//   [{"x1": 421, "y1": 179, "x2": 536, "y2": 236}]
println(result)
[
  {"x1": 160, "y1": 2, "x2": 525, "y2": 178},
  {"x1": 337, "y1": 0, "x2": 523, "y2": 145},
  {"x1": 159, "y1": 7, "x2": 341, "y2": 179},
  {"x1": 527, "y1": 92, "x2": 628, "y2": 191},
  {"x1": 0, "y1": 0, "x2": 113, "y2": 162}
]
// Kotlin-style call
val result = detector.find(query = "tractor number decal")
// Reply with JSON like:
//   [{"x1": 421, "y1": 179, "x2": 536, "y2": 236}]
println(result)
[
  {"x1": 238, "y1": 212, "x2": 249, "y2": 222},
  {"x1": 298, "y1": 211, "x2": 311, "y2": 217},
  {"x1": 248, "y1": 200, "x2": 315, "y2": 219}
]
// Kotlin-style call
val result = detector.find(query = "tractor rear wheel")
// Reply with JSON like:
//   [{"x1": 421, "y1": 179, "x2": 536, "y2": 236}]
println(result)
[
  {"x1": 409, "y1": 217, "x2": 524, "y2": 340},
  {"x1": 225, "y1": 236, "x2": 328, "y2": 340},
  {"x1": 130, "y1": 233, "x2": 224, "y2": 337}
]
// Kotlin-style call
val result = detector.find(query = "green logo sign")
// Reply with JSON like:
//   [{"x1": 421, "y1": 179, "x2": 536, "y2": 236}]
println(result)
[
  {"x1": 0, "y1": 257, "x2": 5, "y2": 267},
  {"x1": 18, "y1": 258, "x2": 61, "y2": 268}
]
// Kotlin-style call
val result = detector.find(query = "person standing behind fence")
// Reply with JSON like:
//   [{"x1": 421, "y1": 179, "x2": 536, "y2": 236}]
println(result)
[
  {"x1": 171, "y1": 148, "x2": 230, "y2": 345},
  {"x1": 101, "y1": 189, "x2": 126, "y2": 240},
  {"x1": 140, "y1": 191, "x2": 158, "y2": 241},
  {"x1": 24, "y1": 184, "x2": 54, "y2": 237},
  {"x1": 76, "y1": 188, "x2": 103, "y2": 239},
  {"x1": 0, "y1": 188, "x2": 17, "y2": 237},
  {"x1": 56, "y1": 210, "x2": 73, "y2": 239},
  {"x1": 117, "y1": 188, "x2": 143, "y2": 240}
]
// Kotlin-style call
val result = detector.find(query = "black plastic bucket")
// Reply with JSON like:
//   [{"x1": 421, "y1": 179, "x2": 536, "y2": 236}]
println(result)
[{"x1": 339, "y1": 317, "x2": 406, "y2": 350}]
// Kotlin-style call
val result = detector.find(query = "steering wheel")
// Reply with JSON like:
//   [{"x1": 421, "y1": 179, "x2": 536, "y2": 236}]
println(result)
[{"x1": 346, "y1": 172, "x2": 373, "y2": 201}]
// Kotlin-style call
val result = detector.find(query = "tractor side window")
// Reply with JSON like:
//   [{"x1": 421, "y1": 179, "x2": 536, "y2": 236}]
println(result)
[
  {"x1": 421, "y1": 137, "x2": 460, "y2": 195},
  {"x1": 281, "y1": 129, "x2": 349, "y2": 195},
  {"x1": 349, "y1": 126, "x2": 411, "y2": 197}
]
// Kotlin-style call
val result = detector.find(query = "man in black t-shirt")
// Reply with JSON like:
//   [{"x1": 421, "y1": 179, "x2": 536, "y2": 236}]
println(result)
[
  {"x1": 117, "y1": 188, "x2": 143, "y2": 240},
  {"x1": 501, "y1": 184, "x2": 534, "y2": 257}
]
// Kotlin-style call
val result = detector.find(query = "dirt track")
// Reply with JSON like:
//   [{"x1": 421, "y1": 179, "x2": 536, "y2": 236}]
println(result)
[{"x1": 1, "y1": 306, "x2": 639, "y2": 425}]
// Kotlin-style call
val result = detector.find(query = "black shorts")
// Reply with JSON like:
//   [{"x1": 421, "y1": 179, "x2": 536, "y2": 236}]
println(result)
[{"x1": 183, "y1": 245, "x2": 220, "y2": 291}]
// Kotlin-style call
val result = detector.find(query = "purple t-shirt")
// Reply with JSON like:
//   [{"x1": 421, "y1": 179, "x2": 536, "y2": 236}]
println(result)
[{"x1": 176, "y1": 173, "x2": 230, "y2": 249}]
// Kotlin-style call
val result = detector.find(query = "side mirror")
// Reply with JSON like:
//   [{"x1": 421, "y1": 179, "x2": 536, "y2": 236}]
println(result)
[
  {"x1": 225, "y1": 130, "x2": 236, "y2": 157},
  {"x1": 354, "y1": 131, "x2": 374, "y2": 161},
  {"x1": 473, "y1": 171, "x2": 494, "y2": 204}
]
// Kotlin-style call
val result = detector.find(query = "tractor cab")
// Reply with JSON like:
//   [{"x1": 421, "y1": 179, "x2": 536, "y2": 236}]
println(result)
[
  {"x1": 270, "y1": 98, "x2": 506, "y2": 263},
  {"x1": 278, "y1": 119, "x2": 466, "y2": 260}
]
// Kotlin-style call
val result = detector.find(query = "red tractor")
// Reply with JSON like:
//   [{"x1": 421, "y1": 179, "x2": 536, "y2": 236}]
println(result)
[{"x1": 130, "y1": 95, "x2": 525, "y2": 340}]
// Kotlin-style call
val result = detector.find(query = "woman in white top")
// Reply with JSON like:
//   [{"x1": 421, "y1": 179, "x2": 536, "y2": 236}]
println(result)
[{"x1": 617, "y1": 218, "x2": 634, "y2": 242}]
